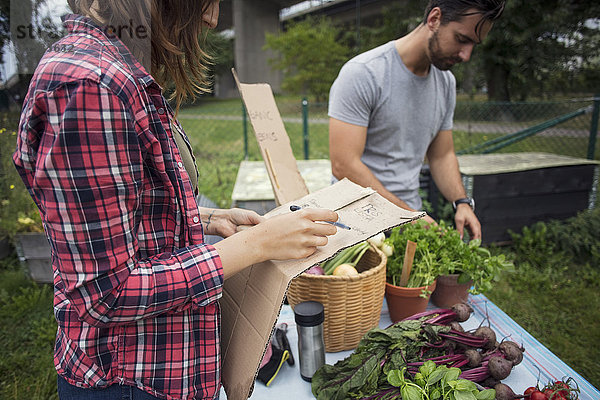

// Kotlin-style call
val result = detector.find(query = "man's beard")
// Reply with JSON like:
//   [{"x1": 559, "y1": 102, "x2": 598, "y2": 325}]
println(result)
[{"x1": 428, "y1": 31, "x2": 462, "y2": 71}]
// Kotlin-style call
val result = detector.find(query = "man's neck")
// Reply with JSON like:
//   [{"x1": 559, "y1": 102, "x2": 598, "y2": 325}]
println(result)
[{"x1": 394, "y1": 24, "x2": 431, "y2": 77}]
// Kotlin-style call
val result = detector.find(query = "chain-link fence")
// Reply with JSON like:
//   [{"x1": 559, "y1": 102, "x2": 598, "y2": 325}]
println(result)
[
  {"x1": 179, "y1": 96, "x2": 599, "y2": 162},
  {"x1": 2, "y1": 96, "x2": 598, "y2": 211},
  {"x1": 289, "y1": 96, "x2": 600, "y2": 161}
]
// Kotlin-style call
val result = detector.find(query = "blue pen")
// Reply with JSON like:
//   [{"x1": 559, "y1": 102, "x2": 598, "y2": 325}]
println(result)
[{"x1": 289, "y1": 205, "x2": 351, "y2": 230}]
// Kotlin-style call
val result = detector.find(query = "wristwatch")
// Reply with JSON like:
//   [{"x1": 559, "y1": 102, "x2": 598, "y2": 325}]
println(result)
[{"x1": 452, "y1": 197, "x2": 475, "y2": 211}]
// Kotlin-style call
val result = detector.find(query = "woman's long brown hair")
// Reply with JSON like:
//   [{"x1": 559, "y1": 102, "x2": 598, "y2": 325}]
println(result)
[{"x1": 67, "y1": 0, "x2": 215, "y2": 110}]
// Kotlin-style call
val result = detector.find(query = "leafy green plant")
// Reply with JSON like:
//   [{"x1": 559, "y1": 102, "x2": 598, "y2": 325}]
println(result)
[
  {"x1": 387, "y1": 362, "x2": 496, "y2": 400},
  {"x1": 0, "y1": 127, "x2": 43, "y2": 241},
  {"x1": 509, "y1": 208, "x2": 600, "y2": 268},
  {"x1": 386, "y1": 220, "x2": 514, "y2": 294}
]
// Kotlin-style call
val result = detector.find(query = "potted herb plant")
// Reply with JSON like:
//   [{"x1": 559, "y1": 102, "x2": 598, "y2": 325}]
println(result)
[
  {"x1": 384, "y1": 221, "x2": 440, "y2": 322},
  {"x1": 386, "y1": 220, "x2": 514, "y2": 309}
]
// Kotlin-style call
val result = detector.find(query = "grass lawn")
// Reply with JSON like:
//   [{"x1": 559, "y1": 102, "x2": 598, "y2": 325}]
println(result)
[
  {"x1": 0, "y1": 97, "x2": 598, "y2": 398},
  {"x1": 486, "y1": 261, "x2": 600, "y2": 388}
]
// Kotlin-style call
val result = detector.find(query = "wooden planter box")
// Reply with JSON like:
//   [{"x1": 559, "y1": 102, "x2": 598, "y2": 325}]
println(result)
[
  {"x1": 14, "y1": 232, "x2": 53, "y2": 283},
  {"x1": 455, "y1": 153, "x2": 599, "y2": 244}
]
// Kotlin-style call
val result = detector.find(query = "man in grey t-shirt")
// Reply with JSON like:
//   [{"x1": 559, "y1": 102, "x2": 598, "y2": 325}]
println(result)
[{"x1": 329, "y1": 0, "x2": 505, "y2": 240}]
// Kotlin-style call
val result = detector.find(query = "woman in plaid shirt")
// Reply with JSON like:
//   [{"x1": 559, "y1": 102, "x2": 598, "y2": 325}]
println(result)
[{"x1": 13, "y1": 1, "x2": 338, "y2": 399}]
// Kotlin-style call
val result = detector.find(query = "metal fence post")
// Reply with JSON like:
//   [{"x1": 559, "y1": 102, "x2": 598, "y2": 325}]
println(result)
[
  {"x1": 242, "y1": 101, "x2": 248, "y2": 160},
  {"x1": 588, "y1": 94, "x2": 600, "y2": 160},
  {"x1": 302, "y1": 97, "x2": 309, "y2": 160}
]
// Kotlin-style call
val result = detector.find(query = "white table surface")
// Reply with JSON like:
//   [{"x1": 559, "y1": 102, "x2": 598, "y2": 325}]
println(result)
[{"x1": 220, "y1": 295, "x2": 600, "y2": 399}]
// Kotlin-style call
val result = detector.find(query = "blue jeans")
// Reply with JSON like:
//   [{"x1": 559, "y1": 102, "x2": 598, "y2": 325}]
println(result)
[{"x1": 57, "y1": 375, "x2": 162, "y2": 400}]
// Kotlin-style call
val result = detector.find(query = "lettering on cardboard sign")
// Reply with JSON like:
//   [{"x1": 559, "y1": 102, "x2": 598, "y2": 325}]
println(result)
[
  {"x1": 248, "y1": 110, "x2": 273, "y2": 121},
  {"x1": 256, "y1": 131, "x2": 278, "y2": 142},
  {"x1": 353, "y1": 203, "x2": 381, "y2": 222}
]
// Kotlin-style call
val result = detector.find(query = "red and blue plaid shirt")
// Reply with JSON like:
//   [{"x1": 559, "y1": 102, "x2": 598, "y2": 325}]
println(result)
[{"x1": 13, "y1": 15, "x2": 223, "y2": 400}]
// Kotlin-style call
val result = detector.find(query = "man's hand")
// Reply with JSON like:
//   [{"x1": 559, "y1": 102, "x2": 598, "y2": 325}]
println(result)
[{"x1": 454, "y1": 204, "x2": 481, "y2": 240}]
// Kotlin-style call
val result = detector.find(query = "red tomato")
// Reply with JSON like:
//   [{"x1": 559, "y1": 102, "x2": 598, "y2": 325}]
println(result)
[
  {"x1": 530, "y1": 390, "x2": 549, "y2": 400},
  {"x1": 553, "y1": 381, "x2": 571, "y2": 396},
  {"x1": 524, "y1": 386, "x2": 538, "y2": 397},
  {"x1": 543, "y1": 388, "x2": 566, "y2": 400}
]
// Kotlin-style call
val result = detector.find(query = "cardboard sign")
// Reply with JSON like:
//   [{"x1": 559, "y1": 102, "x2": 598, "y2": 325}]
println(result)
[
  {"x1": 232, "y1": 69, "x2": 309, "y2": 205},
  {"x1": 220, "y1": 179, "x2": 425, "y2": 399}
]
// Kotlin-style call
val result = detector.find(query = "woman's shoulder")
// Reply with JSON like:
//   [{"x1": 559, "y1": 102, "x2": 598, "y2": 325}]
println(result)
[{"x1": 31, "y1": 32, "x2": 143, "y2": 101}]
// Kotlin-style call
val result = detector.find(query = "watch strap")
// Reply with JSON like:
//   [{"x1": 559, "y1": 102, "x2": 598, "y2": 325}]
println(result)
[{"x1": 453, "y1": 197, "x2": 475, "y2": 211}]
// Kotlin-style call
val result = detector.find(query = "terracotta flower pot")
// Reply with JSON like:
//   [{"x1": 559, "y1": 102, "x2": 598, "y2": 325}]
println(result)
[
  {"x1": 430, "y1": 274, "x2": 472, "y2": 308},
  {"x1": 385, "y1": 280, "x2": 437, "y2": 323}
]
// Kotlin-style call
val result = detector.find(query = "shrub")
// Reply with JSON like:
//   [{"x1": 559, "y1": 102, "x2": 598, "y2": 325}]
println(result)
[{"x1": 0, "y1": 125, "x2": 43, "y2": 243}]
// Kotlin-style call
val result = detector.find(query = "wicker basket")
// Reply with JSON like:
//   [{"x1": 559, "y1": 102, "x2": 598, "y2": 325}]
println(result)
[{"x1": 287, "y1": 244, "x2": 387, "y2": 352}]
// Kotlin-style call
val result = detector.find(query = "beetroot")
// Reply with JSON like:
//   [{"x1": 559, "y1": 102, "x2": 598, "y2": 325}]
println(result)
[
  {"x1": 451, "y1": 303, "x2": 473, "y2": 322},
  {"x1": 465, "y1": 349, "x2": 482, "y2": 368},
  {"x1": 494, "y1": 383, "x2": 518, "y2": 400},
  {"x1": 498, "y1": 340, "x2": 525, "y2": 366},
  {"x1": 474, "y1": 326, "x2": 497, "y2": 350},
  {"x1": 481, "y1": 377, "x2": 500, "y2": 389},
  {"x1": 449, "y1": 321, "x2": 464, "y2": 332},
  {"x1": 488, "y1": 356, "x2": 513, "y2": 380}
]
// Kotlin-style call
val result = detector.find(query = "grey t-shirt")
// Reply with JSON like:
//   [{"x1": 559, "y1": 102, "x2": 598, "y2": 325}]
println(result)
[{"x1": 328, "y1": 40, "x2": 456, "y2": 210}]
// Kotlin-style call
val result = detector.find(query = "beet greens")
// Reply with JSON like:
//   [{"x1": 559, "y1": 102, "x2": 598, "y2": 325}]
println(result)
[{"x1": 311, "y1": 306, "x2": 523, "y2": 400}]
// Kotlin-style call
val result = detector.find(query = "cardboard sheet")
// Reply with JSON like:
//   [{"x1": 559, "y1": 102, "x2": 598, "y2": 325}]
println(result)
[{"x1": 220, "y1": 178, "x2": 425, "y2": 399}]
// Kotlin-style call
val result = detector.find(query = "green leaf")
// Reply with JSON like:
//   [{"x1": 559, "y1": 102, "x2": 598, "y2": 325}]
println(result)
[
  {"x1": 443, "y1": 368, "x2": 461, "y2": 384},
  {"x1": 457, "y1": 273, "x2": 472, "y2": 284},
  {"x1": 475, "y1": 389, "x2": 497, "y2": 400},
  {"x1": 431, "y1": 388, "x2": 442, "y2": 400},
  {"x1": 453, "y1": 390, "x2": 478, "y2": 400},
  {"x1": 401, "y1": 384, "x2": 423, "y2": 400},
  {"x1": 387, "y1": 369, "x2": 405, "y2": 387},
  {"x1": 427, "y1": 369, "x2": 446, "y2": 386},
  {"x1": 455, "y1": 379, "x2": 477, "y2": 392},
  {"x1": 414, "y1": 372, "x2": 426, "y2": 388},
  {"x1": 419, "y1": 360, "x2": 436, "y2": 378}
]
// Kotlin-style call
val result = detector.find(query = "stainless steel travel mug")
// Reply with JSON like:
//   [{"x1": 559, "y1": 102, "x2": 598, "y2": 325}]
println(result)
[{"x1": 294, "y1": 301, "x2": 326, "y2": 382}]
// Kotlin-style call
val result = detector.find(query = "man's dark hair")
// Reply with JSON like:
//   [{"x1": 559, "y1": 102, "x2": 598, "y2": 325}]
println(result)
[{"x1": 423, "y1": 0, "x2": 506, "y2": 37}]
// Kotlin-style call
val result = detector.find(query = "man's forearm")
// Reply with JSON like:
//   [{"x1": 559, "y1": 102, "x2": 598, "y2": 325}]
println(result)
[{"x1": 428, "y1": 152, "x2": 467, "y2": 202}]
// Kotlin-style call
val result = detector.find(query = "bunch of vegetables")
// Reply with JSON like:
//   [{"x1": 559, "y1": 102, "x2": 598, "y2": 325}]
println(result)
[
  {"x1": 374, "y1": 361, "x2": 496, "y2": 400},
  {"x1": 385, "y1": 220, "x2": 514, "y2": 293},
  {"x1": 306, "y1": 232, "x2": 393, "y2": 277},
  {"x1": 311, "y1": 304, "x2": 525, "y2": 400}
]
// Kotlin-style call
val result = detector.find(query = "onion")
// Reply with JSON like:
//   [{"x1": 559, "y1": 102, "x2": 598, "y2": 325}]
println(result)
[
  {"x1": 305, "y1": 265, "x2": 325, "y2": 275},
  {"x1": 380, "y1": 242, "x2": 394, "y2": 257},
  {"x1": 333, "y1": 263, "x2": 359, "y2": 276},
  {"x1": 367, "y1": 232, "x2": 386, "y2": 248}
]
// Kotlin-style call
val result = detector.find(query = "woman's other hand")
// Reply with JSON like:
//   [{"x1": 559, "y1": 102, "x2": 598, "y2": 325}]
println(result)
[{"x1": 201, "y1": 208, "x2": 264, "y2": 238}]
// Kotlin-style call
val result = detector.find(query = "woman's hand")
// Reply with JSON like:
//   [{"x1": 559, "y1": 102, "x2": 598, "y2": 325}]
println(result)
[
  {"x1": 200, "y1": 207, "x2": 264, "y2": 238},
  {"x1": 250, "y1": 208, "x2": 339, "y2": 261},
  {"x1": 213, "y1": 208, "x2": 339, "y2": 279}
]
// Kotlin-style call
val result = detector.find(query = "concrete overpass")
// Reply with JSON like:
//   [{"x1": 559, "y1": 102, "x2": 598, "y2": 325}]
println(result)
[
  {"x1": 217, "y1": 0, "x2": 391, "y2": 97},
  {"x1": 228, "y1": 0, "x2": 300, "y2": 95}
]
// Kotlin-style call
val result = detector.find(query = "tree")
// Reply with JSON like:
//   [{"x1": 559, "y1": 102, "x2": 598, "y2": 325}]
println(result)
[
  {"x1": 481, "y1": 0, "x2": 600, "y2": 101},
  {"x1": 325, "y1": 1, "x2": 600, "y2": 101},
  {"x1": 264, "y1": 16, "x2": 350, "y2": 102}
]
